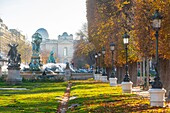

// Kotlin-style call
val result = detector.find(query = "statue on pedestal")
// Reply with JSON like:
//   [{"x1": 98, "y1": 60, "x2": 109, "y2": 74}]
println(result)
[
  {"x1": 7, "y1": 44, "x2": 21, "y2": 67},
  {"x1": 29, "y1": 32, "x2": 42, "y2": 71},
  {"x1": 7, "y1": 43, "x2": 22, "y2": 84},
  {"x1": 47, "y1": 51, "x2": 56, "y2": 63},
  {"x1": 31, "y1": 33, "x2": 42, "y2": 55}
]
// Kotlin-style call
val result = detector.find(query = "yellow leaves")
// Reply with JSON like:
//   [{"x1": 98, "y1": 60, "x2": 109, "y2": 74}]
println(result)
[
  {"x1": 116, "y1": 1, "x2": 130, "y2": 11},
  {"x1": 75, "y1": 40, "x2": 95, "y2": 57},
  {"x1": 131, "y1": 25, "x2": 134, "y2": 29},
  {"x1": 117, "y1": 3, "x2": 122, "y2": 10},
  {"x1": 123, "y1": 1, "x2": 130, "y2": 5}
]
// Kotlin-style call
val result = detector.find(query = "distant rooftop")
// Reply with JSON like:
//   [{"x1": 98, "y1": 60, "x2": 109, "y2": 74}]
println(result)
[{"x1": 36, "y1": 28, "x2": 49, "y2": 40}]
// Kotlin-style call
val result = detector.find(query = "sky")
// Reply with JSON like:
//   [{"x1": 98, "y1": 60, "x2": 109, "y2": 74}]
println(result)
[{"x1": 0, "y1": 0, "x2": 87, "y2": 40}]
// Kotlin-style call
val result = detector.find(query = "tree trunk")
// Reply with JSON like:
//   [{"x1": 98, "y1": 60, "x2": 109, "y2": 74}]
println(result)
[
  {"x1": 129, "y1": 62, "x2": 138, "y2": 87},
  {"x1": 140, "y1": 61, "x2": 143, "y2": 85},
  {"x1": 159, "y1": 58, "x2": 170, "y2": 96},
  {"x1": 146, "y1": 58, "x2": 150, "y2": 90},
  {"x1": 116, "y1": 66, "x2": 124, "y2": 84},
  {"x1": 106, "y1": 67, "x2": 111, "y2": 80},
  {"x1": 143, "y1": 57, "x2": 146, "y2": 84}
]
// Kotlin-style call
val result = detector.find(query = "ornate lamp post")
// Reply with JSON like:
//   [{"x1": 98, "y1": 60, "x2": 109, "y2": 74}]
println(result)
[
  {"x1": 98, "y1": 51, "x2": 101, "y2": 74},
  {"x1": 102, "y1": 47, "x2": 106, "y2": 76},
  {"x1": 110, "y1": 42, "x2": 115, "y2": 78},
  {"x1": 121, "y1": 32, "x2": 133, "y2": 93},
  {"x1": 122, "y1": 32, "x2": 130, "y2": 82},
  {"x1": 101, "y1": 47, "x2": 107, "y2": 82},
  {"x1": 149, "y1": 10, "x2": 166, "y2": 107},
  {"x1": 95, "y1": 53, "x2": 98, "y2": 74},
  {"x1": 109, "y1": 42, "x2": 117, "y2": 86},
  {"x1": 151, "y1": 10, "x2": 163, "y2": 89}
]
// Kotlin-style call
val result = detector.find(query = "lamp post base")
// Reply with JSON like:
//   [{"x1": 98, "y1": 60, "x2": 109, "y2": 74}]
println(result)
[
  {"x1": 148, "y1": 88, "x2": 166, "y2": 107},
  {"x1": 95, "y1": 74, "x2": 101, "y2": 81},
  {"x1": 101, "y1": 76, "x2": 108, "y2": 82},
  {"x1": 93, "y1": 73, "x2": 97, "y2": 80},
  {"x1": 109, "y1": 77, "x2": 117, "y2": 86},
  {"x1": 98, "y1": 74, "x2": 102, "y2": 81},
  {"x1": 121, "y1": 81, "x2": 133, "y2": 93}
]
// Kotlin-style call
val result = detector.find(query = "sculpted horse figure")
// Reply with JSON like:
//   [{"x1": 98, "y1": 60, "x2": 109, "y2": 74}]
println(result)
[{"x1": 7, "y1": 44, "x2": 21, "y2": 66}]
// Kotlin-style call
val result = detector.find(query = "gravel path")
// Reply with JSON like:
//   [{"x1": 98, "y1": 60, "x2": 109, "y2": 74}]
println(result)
[{"x1": 56, "y1": 82, "x2": 72, "y2": 113}]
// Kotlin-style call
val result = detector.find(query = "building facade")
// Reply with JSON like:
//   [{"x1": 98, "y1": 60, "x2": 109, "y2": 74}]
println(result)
[
  {"x1": 0, "y1": 18, "x2": 26, "y2": 57},
  {"x1": 0, "y1": 18, "x2": 75, "y2": 64},
  {"x1": 37, "y1": 28, "x2": 75, "y2": 64}
]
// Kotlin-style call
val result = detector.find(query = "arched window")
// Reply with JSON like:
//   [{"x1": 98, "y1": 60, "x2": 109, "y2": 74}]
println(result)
[{"x1": 64, "y1": 47, "x2": 67, "y2": 56}]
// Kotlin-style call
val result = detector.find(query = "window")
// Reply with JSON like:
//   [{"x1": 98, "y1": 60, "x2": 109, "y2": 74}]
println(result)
[{"x1": 64, "y1": 47, "x2": 67, "y2": 56}]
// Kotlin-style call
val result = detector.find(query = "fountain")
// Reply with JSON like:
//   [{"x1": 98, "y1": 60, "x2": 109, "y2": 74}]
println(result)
[{"x1": 29, "y1": 32, "x2": 43, "y2": 71}]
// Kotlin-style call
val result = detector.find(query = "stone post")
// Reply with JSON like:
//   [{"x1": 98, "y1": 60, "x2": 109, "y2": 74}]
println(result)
[
  {"x1": 121, "y1": 81, "x2": 133, "y2": 93},
  {"x1": 149, "y1": 88, "x2": 166, "y2": 107},
  {"x1": 6, "y1": 67, "x2": 22, "y2": 85},
  {"x1": 64, "y1": 62, "x2": 71, "y2": 81},
  {"x1": 109, "y1": 78, "x2": 117, "y2": 86}
]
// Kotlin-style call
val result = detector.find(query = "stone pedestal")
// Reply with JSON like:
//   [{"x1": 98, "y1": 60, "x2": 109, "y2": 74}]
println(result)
[
  {"x1": 29, "y1": 56, "x2": 42, "y2": 71},
  {"x1": 99, "y1": 74, "x2": 102, "y2": 81},
  {"x1": 101, "y1": 76, "x2": 108, "y2": 82},
  {"x1": 109, "y1": 77, "x2": 117, "y2": 86},
  {"x1": 148, "y1": 88, "x2": 166, "y2": 107},
  {"x1": 95, "y1": 74, "x2": 98, "y2": 80},
  {"x1": 93, "y1": 73, "x2": 97, "y2": 80},
  {"x1": 95, "y1": 74, "x2": 99, "y2": 80},
  {"x1": 121, "y1": 81, "x2": 133, "y2": 93},
  {"x1": 65, "y1": 69, "x2": 71, "y2": 81},
  {"x1": 6, "y1": 67, "x2": 22, "y2": 85}
]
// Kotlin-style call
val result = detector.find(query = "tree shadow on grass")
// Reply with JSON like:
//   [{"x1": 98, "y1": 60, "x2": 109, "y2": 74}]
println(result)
[
  {"x1": 0, "y1": 100, "x2": 58, "y2": 113},
  {"x1": 0, "y1": 82, "x2": 67, "y2": 95},
  {"x1": 67, "y1": 93, "x2": 170, "y2": 113}
]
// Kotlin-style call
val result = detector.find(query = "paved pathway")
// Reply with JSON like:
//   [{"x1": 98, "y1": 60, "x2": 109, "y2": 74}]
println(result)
[
  {"x1": 56, "y1": 82, "x2": 72, "y2": 113},
  {"x1": 132, "y1": 87, "x2": 150, "y2": 98},
  {"x1": 0, "y1": 88, "x2": 28, "y2": 90}
]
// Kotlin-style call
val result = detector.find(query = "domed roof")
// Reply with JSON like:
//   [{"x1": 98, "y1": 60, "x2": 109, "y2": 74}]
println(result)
[
  {"x1": 36, "y1": 28, "x2": 49, "y2": 40},
  {"x1": 62, "y1": 32, "x2": 68, "y2": 36}
]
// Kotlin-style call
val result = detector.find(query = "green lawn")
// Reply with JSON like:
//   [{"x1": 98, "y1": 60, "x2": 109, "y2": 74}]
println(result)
[
  {"x1": 0, "y1": 81, "x2": 67, "y2": 113},
  {"x1": 67, "y1": 80, "x2": 170, "y2": 113},
  {"x1": 0, "y1": 80, "x2": 169, "y2": 113}
]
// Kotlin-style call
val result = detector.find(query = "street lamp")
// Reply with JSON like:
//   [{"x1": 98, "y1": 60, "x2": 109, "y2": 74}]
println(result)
[
  {"x1": 122, "y1": 32, "x2": 130, "y2": 82},
  {"x1": 98, "y1": 51, "x2": 101, "y2": 74},
  {"x1": 121, "y1": 31, "x2": 133, "y2": 93},
  {"x1": 101, "y1": 47, "x2": 108, "y2": 82},
  {"x1": 148, "y1": 10, "x2": 166, "y2": 107},
  {"x1": 110, "y1": 42, "x2": 115, "y2": 78},
  {"x1": 102, "y1": 47, "x2": 107, "y2": 76},
  {"x1": 151, "y1": 10, "x2": 163, "y2": 89},
  {"x1": 95, "y1": 53, "x2": 98, "y2": 74},
  {"x1": 109, "y1": 42, "x2": 117, "y2": 86}
]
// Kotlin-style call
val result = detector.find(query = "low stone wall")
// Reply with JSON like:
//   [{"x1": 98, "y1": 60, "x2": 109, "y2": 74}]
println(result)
[
  {"x1": 20, "y1": 74, "x2": 64, "y2": 80},
  {"x1": 20, "y1": 72, "x2": 93, "y2": 80},
  {"x1": 71, "y1": 73, "x2": 93, "y2": 80}
]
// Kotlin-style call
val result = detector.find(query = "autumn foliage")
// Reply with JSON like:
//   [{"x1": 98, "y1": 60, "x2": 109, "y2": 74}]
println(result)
[{"x1": 86, "y1": 0, "x2": 170, "y2": 67}]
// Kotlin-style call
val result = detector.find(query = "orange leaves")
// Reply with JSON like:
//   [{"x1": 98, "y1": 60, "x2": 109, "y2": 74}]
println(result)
[
  {"x1": 75, "y1": 40, "x2": 95, "y2": 57},
  {"x1": 123, "y1": 1, "x2": 130, "y2": 5},
  {"x1": 87, "y1": 0, "x2": 170, "y2": 68}
]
